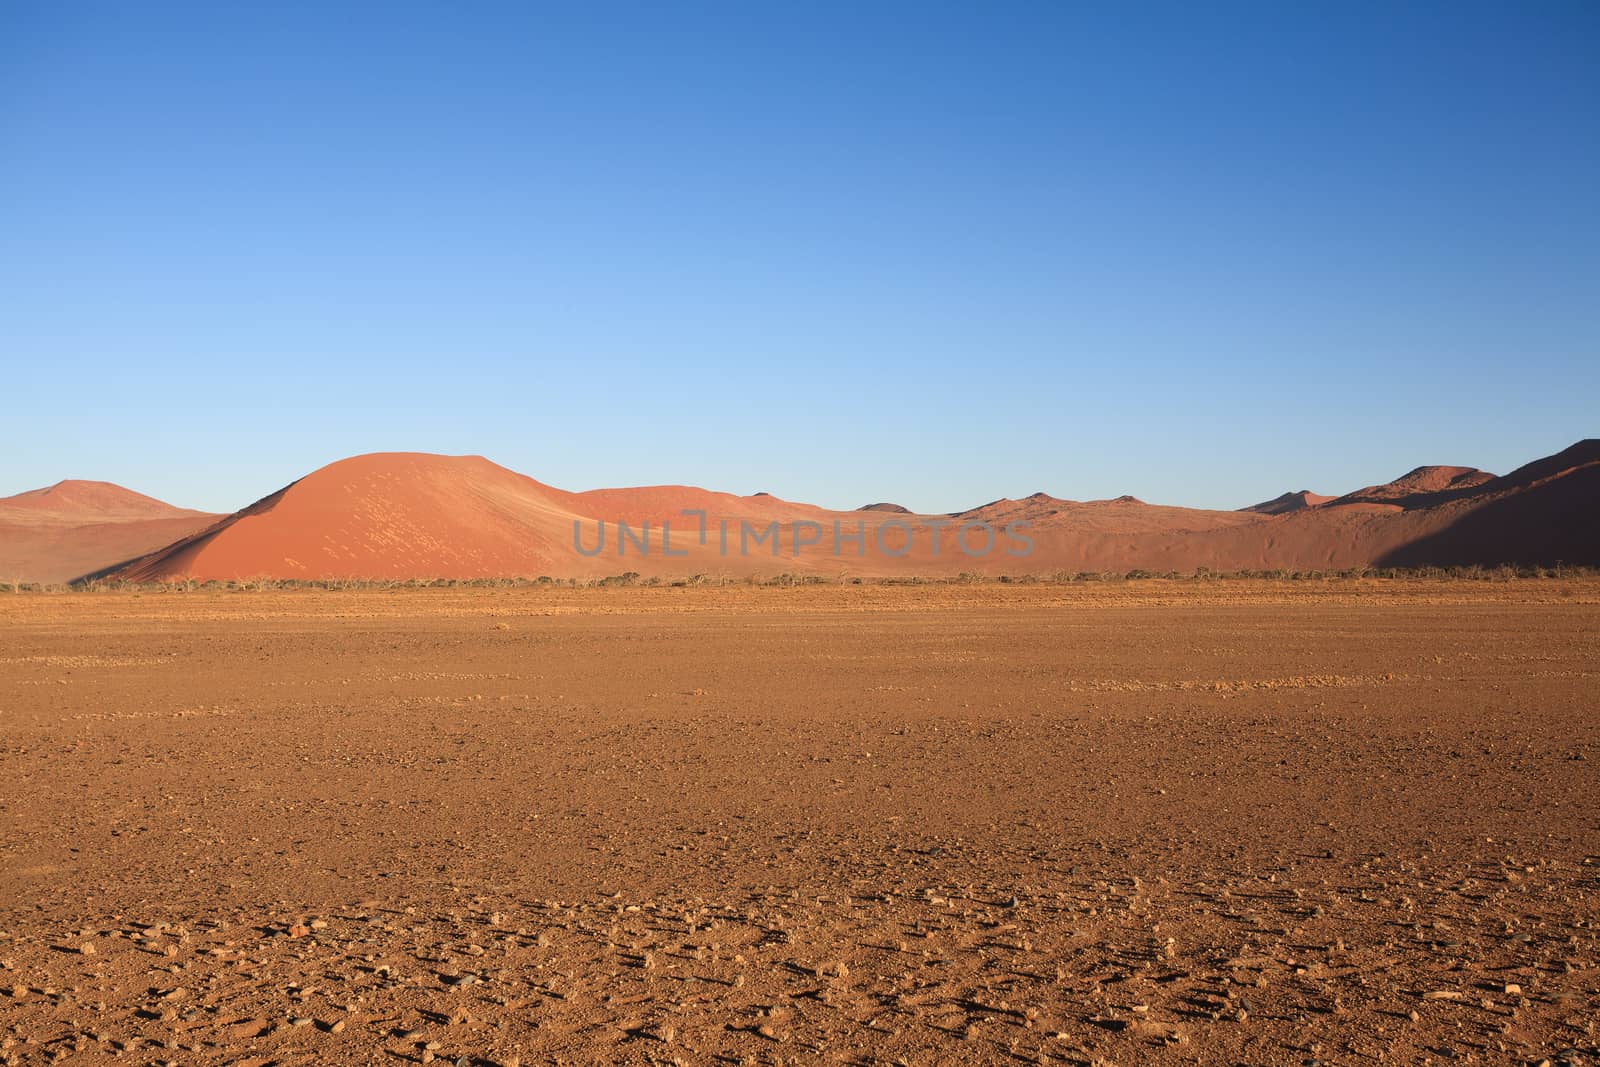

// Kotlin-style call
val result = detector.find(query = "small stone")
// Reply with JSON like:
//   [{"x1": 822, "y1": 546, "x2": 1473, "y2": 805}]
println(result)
[
  {"x1": 289, "y1": 1017, "x2": 313, "y2": 1028},
  {"x1": 1504, "y1": 983, "x2": 1522, "y2": 995}
]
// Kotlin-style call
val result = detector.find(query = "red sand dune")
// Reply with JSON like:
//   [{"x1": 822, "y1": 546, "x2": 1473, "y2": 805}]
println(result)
[
  {"x1": 1331, "y1": 465, "x2": 1496, "y2": 508},
  {"x1": 0, "y1": 479, "x2": 198, "y2": 523},
  {"x1": 0, "y1": 480, "x2": 220, "y2": 584},
  {"x1": 53, "y1": 440, "x2": 1600, "y2": 583},
  {"x1": 1243, "y1": 490, "x2": 1335, "y2": 515},
  {"x1": 104, "y1": 454, "x2": 592, "y2": 582},
  {"x1": 957, "y1": 492, "x2": 1259, "y2": 536},
  {"x1": 102, "y1": 454, "x2": 943, "y2": 582}
]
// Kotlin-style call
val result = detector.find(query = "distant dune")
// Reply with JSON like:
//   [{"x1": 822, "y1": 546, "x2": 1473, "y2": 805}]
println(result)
[
  {"x1": 11, "y1": 441, "x2": 1596, "y2": 584},
  {"x1": 858, "y1": 502, "x2": 911, "y2": 513},
  {"x1": 1243, "y1": 490, "x2": 1335, "y2": 515},
  {"x1": 1330, "y1": 466, "x2": 1497, "y2": 509},
  {"x1": 0, "y1": 481, "x2": 220, "y2": 584}
]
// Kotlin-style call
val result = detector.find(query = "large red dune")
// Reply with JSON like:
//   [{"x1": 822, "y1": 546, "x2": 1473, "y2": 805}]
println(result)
[
  {"x1": 73, "y1": 440, "x2": 1598, "y2": 583},
  {"x1": 99, "y1": 453, "x2": 925, "y2": 582},
  {"x1": 0, "y1": 480, "x2": 220, "y2": 584}
]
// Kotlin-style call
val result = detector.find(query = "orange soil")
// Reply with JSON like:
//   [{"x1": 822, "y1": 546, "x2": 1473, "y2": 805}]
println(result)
[{"x1": 0, "y1": 582, "x2": 1595, "y2": 1065}]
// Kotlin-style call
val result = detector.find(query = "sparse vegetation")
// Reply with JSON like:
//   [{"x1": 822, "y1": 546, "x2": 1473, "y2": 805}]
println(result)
[{"x1": 0, "y1": 562, "x2": 1584, "y2": 595}]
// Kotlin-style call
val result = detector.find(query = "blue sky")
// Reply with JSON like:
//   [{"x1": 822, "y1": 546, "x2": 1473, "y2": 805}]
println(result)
[{"x1": 3, "y1": 1, "x2": 1596, "y2": 513}]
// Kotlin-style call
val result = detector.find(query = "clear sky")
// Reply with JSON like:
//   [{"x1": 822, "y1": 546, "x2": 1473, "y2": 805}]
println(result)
[{"x1": 3, "y1": 2, "x2": 1596, "y2": 514}]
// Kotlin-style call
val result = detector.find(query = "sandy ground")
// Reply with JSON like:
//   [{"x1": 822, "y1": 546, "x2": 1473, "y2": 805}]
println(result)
[{"x1": 1, "y1": 581, "x2": 1596, "y2": 1066}]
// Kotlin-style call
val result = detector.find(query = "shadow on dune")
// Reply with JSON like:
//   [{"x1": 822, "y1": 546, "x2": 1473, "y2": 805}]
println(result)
[
  {"x1": 71, "y1": 480, "x2": 301, "y2": 584},
  {"x1": 1376, "y1": 462, "x2": 1600, "y2": 568}
]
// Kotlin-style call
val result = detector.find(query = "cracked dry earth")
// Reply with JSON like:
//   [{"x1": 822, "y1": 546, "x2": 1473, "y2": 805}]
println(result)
[{"x1": 0, "y1": 582, "x2": 1597, "y2": 1067}]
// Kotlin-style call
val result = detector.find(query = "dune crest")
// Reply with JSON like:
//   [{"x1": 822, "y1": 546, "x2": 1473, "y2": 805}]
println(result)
[
  {"x1": 0, "y1": 479, "x2": 208, "y2": 525},
  {"x1": 1244, "y1": 490, "x2": 1335, "y2": 515},
  {"x1": 1331, "y1": 465, "x2": 1495, "y2": 508}
]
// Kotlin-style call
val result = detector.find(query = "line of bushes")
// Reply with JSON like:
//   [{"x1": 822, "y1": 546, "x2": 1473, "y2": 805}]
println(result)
[{"x1": 3, "y1": 562, "x2": 1593, "y2": 595}]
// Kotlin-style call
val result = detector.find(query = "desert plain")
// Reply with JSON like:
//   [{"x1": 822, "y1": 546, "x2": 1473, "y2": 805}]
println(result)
[{"x1": 1, "y1": 580, "x2": 1597, "y2": 1067}]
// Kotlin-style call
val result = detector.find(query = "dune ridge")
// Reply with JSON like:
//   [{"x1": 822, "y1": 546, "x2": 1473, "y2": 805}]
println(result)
[{"x1": 62, "y1": 440, "x2": 1595, "y2": 583}]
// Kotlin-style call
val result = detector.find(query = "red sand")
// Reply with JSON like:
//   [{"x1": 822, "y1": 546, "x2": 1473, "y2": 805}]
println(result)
[
  {"x1": 1242, "y1": 489, "x2": 1336, "y2": 515},
  {"x1": 1332, "y1": 465, "x2": 1496, "y2": 507},
  {"x1": 4, "y1": 582, "x2": 1597, "y2": 1065},
  {"x1": 83, "y1": 440, "x2": 1599, "y2": 583},
  {"x1": 0, "y1": 480, "x2": 219, "y2": 584},
  {"x1": 0, "y1": 479, "x2": 205, "y2": 524}
]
